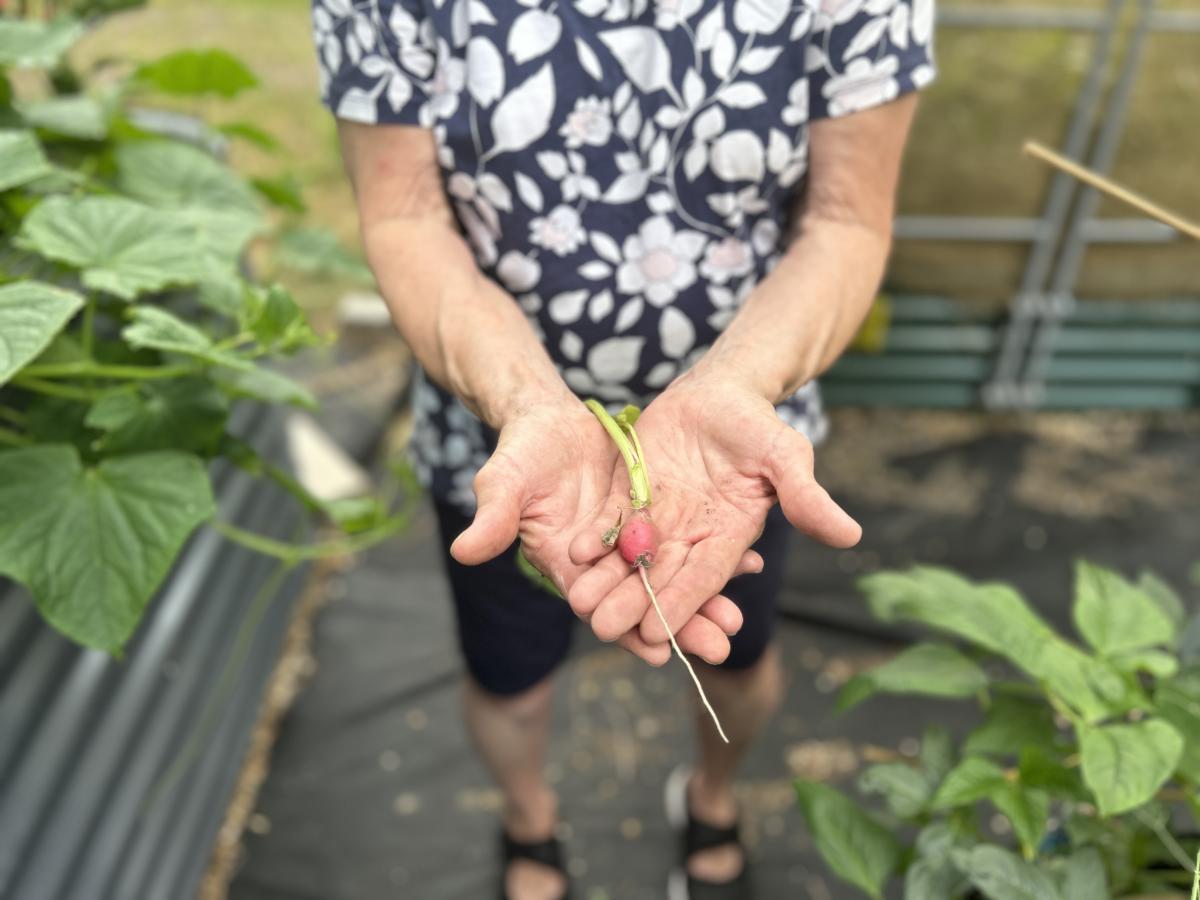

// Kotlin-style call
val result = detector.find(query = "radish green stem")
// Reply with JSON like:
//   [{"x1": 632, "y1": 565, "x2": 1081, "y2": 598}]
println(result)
[
  {"x1": 586, "y1": 399, "x2": 651, "y2": 508},
  {"x1": 639, "y1": 566, "x2": 729, "y2": 744}
]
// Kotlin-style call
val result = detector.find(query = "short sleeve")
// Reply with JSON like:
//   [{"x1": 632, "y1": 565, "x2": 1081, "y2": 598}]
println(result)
[
  {"x1": 807, "y1": 0, "x2": 936, "y2": 120},
  {"x1": 311, "y1": 0, "x2": 436, "y2": 126}
]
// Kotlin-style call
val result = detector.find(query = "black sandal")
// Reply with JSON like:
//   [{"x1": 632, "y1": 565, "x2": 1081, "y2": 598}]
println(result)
[
  {"x1": 499, "y1": 829, "x2": 571, "y2": 900},
  {"x1": 664, "y1": 765, "x2": 753, "y2": 900}
]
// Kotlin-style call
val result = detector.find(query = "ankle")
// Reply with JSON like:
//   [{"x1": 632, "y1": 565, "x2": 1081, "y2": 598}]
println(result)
[
  {"x1": 688, "y1": 771, "x2": 737, "y2": 825},
  {"x1": 504, "y1": 786, "x2": 558, "y2": 839}
]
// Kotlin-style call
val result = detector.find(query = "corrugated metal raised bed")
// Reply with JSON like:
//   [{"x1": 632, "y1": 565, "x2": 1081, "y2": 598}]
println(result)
[{"x1": 0, "y1": 404, "x2": 307, "y2": 900}]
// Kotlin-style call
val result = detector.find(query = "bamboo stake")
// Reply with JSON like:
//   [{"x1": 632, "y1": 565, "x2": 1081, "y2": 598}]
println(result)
[{"x1": 1023, "y1": 140, "x2": 1200, "y2": 242}]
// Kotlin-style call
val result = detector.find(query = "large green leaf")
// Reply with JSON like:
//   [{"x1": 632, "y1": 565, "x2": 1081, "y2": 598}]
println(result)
[
  {"x1": 212, "y1": 364, "x2": 317, "y2": 410},
  {"x1": 905, "y1": 823, "x2": 974, "y2": 900},
  {"x1": 1073, "y1": 561, "x2": 1175, "y2": 656},
  {"x1": 85, "y1": 378, "x2": 229, "y2": 455},
  {"x1": 275, "y1": 226, "x2": 373, "y2": 282},
  {"x1": 1137, "y1": 571, "x2": 1186, "y2": 629},
  {"x1": 795, "y1": 781, "x2": 900, "y2": 899},
  {"x1": 991, "y1": 783, "x2": 1049, "y2": 859},
  {"x1": 857, "y1": 763, "x2": 931, "y2": 819},
  {"x1": 0, "y1": 445, "x2": 214, "y2": 651},
  {"x1": 1154, "y1": 668, "x2": 1200, "y2": 782},
  {"x1": 905, "y1": 858, "x2": 967, "y2": 900},
  {"x1": 17, "y1": 195, "x2": 210, "y2": 299},
  {"x1": 0, "y1": 129, "x2": 52, "y2": 191},
  {"x1": 17, "y1": 94, "x2": 109, "y2": 140},
  {"x1": 1079, "y1": 719, "x2": 1183, "y2": 816},
  {"x1": 134, "y1": 48, "x2": 258, "y2": 97},
  {"x1": 930, "y1": 756, "x2": 1008, "y2": 809},
  {"x1": 1059, "y1": 847, "x2": 1108, "y2": 900},
  {"x1": 964, "y1": 693, "x2": 1058, "y2": 757},
  {"x1": 115, "y1": 140, "x2": 264, "y2": 267},
  {"x1": 860, "y1": 568, "x2": 1128, "y2": 722},
  {"x1": 838, "y1": 642, "x2": 989, "y2": 711},
  {"x1": 122, "y1": 306, "x2": 246, "y2": 368},
  {"x1": 953, "y1": 846, "x2": 1063, "y2": 900},
  {"x1": 0, "y1": 17, "x2": 84, "y2": 68},
  {"x1": 0, "y1": 281, "x2": 83, "y2": 386}
]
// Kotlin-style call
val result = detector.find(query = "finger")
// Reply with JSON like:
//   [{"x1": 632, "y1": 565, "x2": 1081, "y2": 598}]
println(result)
[
  {"x1": 568, "y1": 502, "x2": 625, "y2": 566},
  {"x1": 449, "y1": 464, "x2": 521, "y2": 566},
  {"x1": 698, "y1": 594, "x2": 743, "y2": 636},
  {"x1": 732, "y1": 549, "x2": 764, "y2": 578},
  {"x1": 674, "y1": 615, "x2": 732, "y2": 665},
  {"x1": 638, "y1": 534, "x2": 744, "y2": 644},
  {"x1": 768, "y1": 428, "x2": 862, "y2": 549},
  {"x1": 565, "y1": 550, "x2": 631, "y2": 619},
  {"x1": 617, "y1": 630, "x2": 671, "y2": 667},
  {"x1": 590, "y1": 539, "x2": 689, "y2": 643}
]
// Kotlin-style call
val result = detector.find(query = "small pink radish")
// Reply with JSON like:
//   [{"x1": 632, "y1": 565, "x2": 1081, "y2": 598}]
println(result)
[
  {"x1": 585, "y1": 399, "x2": 728, "y2": 743},
  {"x1": 617, "y1": 510, "x2": 658, "y2": 568}
]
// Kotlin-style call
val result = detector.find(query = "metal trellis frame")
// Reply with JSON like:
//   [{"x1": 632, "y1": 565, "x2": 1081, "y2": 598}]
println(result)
[{"x1": 828, "y1": 0, "x2": 1200, "y2": 411}]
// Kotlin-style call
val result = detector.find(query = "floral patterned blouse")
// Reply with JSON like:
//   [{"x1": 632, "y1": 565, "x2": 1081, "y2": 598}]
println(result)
[{"x1": 313, "y1": 0, "x2": 935, "y2": 511}]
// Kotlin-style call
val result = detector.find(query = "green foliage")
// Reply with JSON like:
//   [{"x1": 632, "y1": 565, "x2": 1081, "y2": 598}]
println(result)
[
  {"x1": 798, "y1": 562, "x2": 1200, "y2": 898},
  {"x1": 133, "y1": 48, "x2": 258, "y2": 98},
  {"x1": 0, "y1": 10, "x2": 404, "y2": 653}
]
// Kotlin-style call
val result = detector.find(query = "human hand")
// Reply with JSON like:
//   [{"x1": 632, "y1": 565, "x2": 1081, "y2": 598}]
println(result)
[
  {"x1": 449, "y1": 398, "x2": 753, "y2": 665},
  {"x1": 565, "y1": 372, "x2": 861, "y2": 663}
]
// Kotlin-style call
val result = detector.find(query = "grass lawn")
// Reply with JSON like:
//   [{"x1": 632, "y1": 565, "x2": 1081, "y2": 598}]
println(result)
[{"x1": 74, "y1": 0, "x2": 1200, "y2": 314}]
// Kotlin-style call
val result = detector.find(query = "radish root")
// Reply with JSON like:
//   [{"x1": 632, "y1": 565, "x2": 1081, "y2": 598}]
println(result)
[{"x1": 639, "y1": 565, "x2": 729, "y2": 744}]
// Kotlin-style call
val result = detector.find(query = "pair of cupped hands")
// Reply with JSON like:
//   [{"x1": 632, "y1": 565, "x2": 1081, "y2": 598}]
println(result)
[{"x1": 450, "y1": 369, "x2": 863, "y2": 666}]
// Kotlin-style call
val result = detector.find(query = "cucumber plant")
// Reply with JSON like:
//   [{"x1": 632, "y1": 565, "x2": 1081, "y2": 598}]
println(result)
[
  {"x1": 796, "y1": 561, "x2": 1200, "y2": 899},
  {"x1": 0, "y1": 4, "x2": 409, "y2": 654}
]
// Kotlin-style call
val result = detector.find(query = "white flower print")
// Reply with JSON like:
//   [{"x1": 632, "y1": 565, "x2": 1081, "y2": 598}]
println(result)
[
  {"x1": 751, "y1": 219, "x2": 781, "y2": 255},
  {"x1": 782, "y1": 78, "x2": 810, "y2": 126},
  {"x1": 529, "y1": 204, "x2": 587, "y2": 256},
  {"x1": 422, "y1": 39, "x2": 466, "y2": 124},
  {"x1": 813, "y1": 0, "x2": 867, "y2": 28},
  {"x1": 616, "y1": 216, "x2": 707, "y2": 307},
  {"x1": 699, "y1": 237, "x2": 754, "y2": 284},
  {"x1": 562, "y1": 151, "x2": 601, "y2": 201},
  {"x1": 733, "y1": 0, "x2": 791, "y2": 34},
  {"x1": 496, "y1": 251, "x2": 541, "y2": 292},
  {"x1": 822, "y1": 56, "x2": 900, "y2": 117},
  {"x1": 559, "y1": 97, "x2": 613, "y2": 148},
  {"x1": 654, "y1": 0, "x2": 703, "y2": 29},
  {"x1": 705, "y1": 187, "x2": 769, "y2": 228}
]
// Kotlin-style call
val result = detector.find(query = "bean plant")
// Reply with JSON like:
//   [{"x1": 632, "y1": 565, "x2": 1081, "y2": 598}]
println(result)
[
  {"x1": 0, "y1": 4, "x2": 408, "y2": 654},
  {"x1": 797, "y1": 562, "x2": 1200, "y2": 899}
]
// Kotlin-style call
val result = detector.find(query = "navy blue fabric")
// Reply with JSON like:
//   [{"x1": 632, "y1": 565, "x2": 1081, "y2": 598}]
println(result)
[{"x1": 433, "y1": 501, "x2": 791, "y2": 695}]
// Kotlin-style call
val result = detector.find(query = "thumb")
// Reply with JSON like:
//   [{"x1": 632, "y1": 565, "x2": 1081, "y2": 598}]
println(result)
[
  {"x1": 450, "y1": 465, "x2": 522, "y2": 565},
  {"x1": 769, "y1": 428, "x2": 861, "y2": 549}
]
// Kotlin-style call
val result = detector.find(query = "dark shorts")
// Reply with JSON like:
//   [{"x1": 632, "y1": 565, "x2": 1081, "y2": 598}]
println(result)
[{"x1": 433, "y1": 502, "x2": 791, "y2": 696}]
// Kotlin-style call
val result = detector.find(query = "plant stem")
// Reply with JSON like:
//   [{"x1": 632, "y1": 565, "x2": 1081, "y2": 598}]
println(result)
[
  {"x1": 0, "y1": 406, "x2": 27, "y2": 426},
  {"x1": 81, "y1": 296, "x2": 95, "y2": 360},
  {"x1": 19, "y1": 361, "x2": 197, "y2": 381},
  {"x1": 586, "y1": 399, "x2": 652, "y2": 508},
  {"x1": 212, "y1": 512, "x2": 411, "y2": 564},
  {"x1": 1134, "y1": 808, "x2": 1196, "y2": 872},
  {"x1": 639, "y1": 565, "x2": 728, "y2": 743},
  {"x1": 11, "y1": 376, "x2": 97, "y2": 400},
  {"x1": 0, "y1": 426, "x2": 29, "y2": 447}
]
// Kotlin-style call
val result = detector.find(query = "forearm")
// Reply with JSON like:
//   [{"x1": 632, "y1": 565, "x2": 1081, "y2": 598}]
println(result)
[
  {"x1": 364, "y1": 219, "x2": 572, "y2": 428},
  {"x1": 340, "y1": 121, "x2": 571, "y2": 429},
  {"x1": 692, "y1": 218, "x2": 889, "y2": 402},
  {"x1": 690, "y1": 94, "x2": 917, "y2": 403}
]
